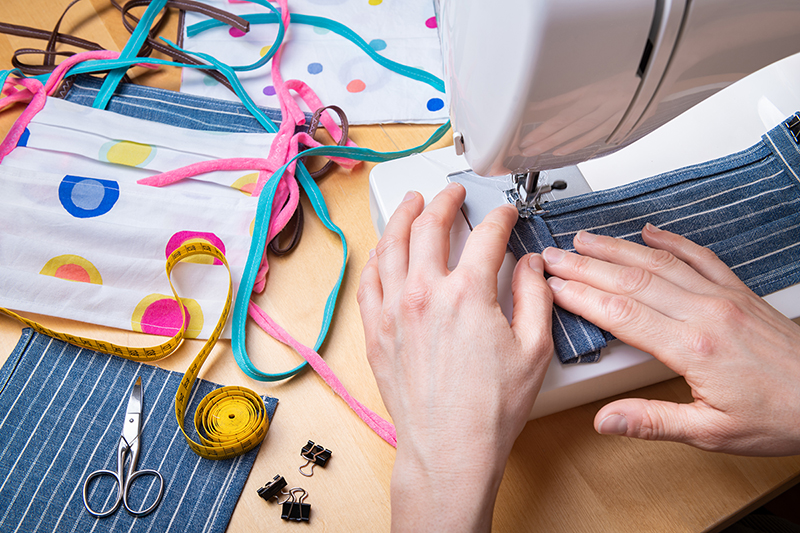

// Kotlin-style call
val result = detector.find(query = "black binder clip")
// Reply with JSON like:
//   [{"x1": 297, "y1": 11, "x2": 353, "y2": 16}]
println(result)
[
  {"x1": 257, "y1": 475, "x2": 288, "y2": 502},
  {"x1": 281, "y1": 488, "x2": 311, "y2": 522},
  {"x1": 299, "y1": 440, "x2": 332, "y2": 477},
  {"x1": 786, "y1": 113, "x2": 800, "y2": 144}
]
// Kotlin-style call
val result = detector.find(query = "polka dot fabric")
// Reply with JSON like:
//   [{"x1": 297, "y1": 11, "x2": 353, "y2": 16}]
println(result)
[
  {"x1": 0, "y1": 98, "x2": 275, "y2": 340},
  {"x1": 180, "y1": 0, "x2": 447, "y2": 125}
]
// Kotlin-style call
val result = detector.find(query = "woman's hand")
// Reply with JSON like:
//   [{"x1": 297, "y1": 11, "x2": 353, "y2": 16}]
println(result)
[
  {"x1": 358, "y1": 183, "x2": 554, "y2": 531},
  {"x1": 543, "y1": 224, "x2": 800, "y2": 456}
]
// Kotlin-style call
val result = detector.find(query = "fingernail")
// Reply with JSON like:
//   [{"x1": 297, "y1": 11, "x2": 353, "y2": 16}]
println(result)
[
  {"x1": 528, "y1": 254, "x2": 543, "y2": 274},
  {"x1": 542, "y1": 247, "x2": 565, "y2": 265},
  {"x1": 597, "y1": 414, "x2": 628, "y2": 435},
  {"x1": 402, "y1": 191, "x2": 416, "y2": 202},
  {"x1": 368, "y1": 248, "x2": 376, "y2": 258},
  {"x1": 575, "y1": 230, "x2": 597, "y2": 244},
  {"x1": 445, "y1": 181, "x2": 464, "y2": 191},
  {"x1": 645, "y1": 222, "x2": 661, "y2": 233},
  {"x1": 547, "y1": 276, "x2": 566, "y2": 293}
]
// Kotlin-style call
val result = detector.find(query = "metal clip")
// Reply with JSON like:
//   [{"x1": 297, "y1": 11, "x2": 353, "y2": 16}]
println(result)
[
  {"x1": 281, "y1": 488, "x2": 311, "y2": 522},
  {"x1": 786, "y1": 114, "x2": 800, "y2": 144},
  {"x1": 508, "y1": 170, "x2": 567, "y2": 218},
  {"x1": 257, "y1": 474, "x2": 288, "y2": 502},
  {"x1": 299, "y1": 440, "x2": 332, "y2": 477}
]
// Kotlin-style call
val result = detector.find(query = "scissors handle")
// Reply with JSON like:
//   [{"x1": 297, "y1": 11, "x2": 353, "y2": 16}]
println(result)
[
  {"x1": 123, "y1": 468, "x2": 165, "y2": 517},
  {"x1": 83, "y1": 470, "x2": 123, "y2": 518}
]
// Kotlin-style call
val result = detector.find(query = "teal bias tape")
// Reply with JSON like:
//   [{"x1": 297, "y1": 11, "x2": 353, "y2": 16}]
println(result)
[
  {"x1": 93, "y1": 0, "x2": 169, "y2": 109},
  {"x1": 231, "y1": 121, "x2": 451, "y2": 382},
  {"x1": 187, "y1": 13, "x2": 445, "y2": 93},
  {"x1": 4, "y1": 3, "x2": 451, "y2": 382}
]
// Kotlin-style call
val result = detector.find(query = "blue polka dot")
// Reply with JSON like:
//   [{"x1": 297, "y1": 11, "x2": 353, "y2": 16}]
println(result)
[
  {"x1": 58, "y1": 175, "x2": 120, "y2": 218},
  {"x1": 17, "y1": 128, "x2": 30, "y2": 147},
  {"x1": 427, "y1": 98, "x2": 445, "y2": 112},
  {"x1": 307, "y1": 62, "x2": 323, "y2": 75},
  {"x1": 203, "y1": 75, "x2": 219, "y2": 86},
  {"x1": 369, "y1": 39, "x2": 387, "y2": 52}
]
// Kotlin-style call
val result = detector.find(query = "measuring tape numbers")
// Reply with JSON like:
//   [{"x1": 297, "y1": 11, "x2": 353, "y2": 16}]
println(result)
[{"x1": 0, "y1": 241, "x2": 269, "y2": 460}]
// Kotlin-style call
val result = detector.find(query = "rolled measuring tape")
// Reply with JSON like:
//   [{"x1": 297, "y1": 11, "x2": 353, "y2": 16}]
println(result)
[{"x1": 0, "y1": 242, "x2": 268, "y2": 460}]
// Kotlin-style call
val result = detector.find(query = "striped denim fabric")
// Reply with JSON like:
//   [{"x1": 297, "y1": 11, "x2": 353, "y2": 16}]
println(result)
[
  {"x1": 62, "y1": 74, "x2": 312, "y2": 133},
  {"x1": 0, "y1": 329, "x2": 278, "y2": 533},
  {"x1": 508, "y1": 113, "x2": 800, "y2": 365}
]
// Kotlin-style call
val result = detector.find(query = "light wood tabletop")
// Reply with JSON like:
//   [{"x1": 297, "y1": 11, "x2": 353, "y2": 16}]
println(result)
[{"x1": 1, "y1": 1, "x2": 799, "y2": 531}]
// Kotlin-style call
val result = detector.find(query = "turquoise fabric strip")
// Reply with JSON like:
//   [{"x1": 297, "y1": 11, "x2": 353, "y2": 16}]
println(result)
[
  {"x1": 4, "y1": 4, "x2": 449, "y2": 382},
  {"x1": 231, "y1": 122, "x2": 451, "y2": 381},
  {"x1": 92, "y1": 0, "x2": 169, "y2": 109},
  {"x1": 187, "y1": 12, "x2": 445, "y2": 92}
]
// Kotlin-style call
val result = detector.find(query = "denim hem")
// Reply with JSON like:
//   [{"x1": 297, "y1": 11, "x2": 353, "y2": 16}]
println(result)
[
  {"x1": 508, "y1": 114, "x2": 800, "y2": 365},
  {"x1": 62, "y1": 74, "x2": 313, "y2": 134},
  {"x1": 0, "y1": 328, "x2": 33, "y2": 394}
]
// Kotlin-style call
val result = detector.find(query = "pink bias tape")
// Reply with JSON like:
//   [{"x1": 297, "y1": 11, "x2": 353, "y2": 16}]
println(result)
[{"x1": 248, "y1": 301, "x2": 397, "y2": 446}]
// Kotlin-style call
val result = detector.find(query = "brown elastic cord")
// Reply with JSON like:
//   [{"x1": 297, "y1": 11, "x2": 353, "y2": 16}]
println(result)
[
  {"x1": 0, "y1": 0, "x2": 107, "y2": 76},
  {"x1": 268, "y1": 200, "x2": 305, "y2": 256},
  {"x1": 267, "y1": 105, "x2": 353, "y2": 255},
  {"x1": 114, "y1": 0, "x2": 248, "y2": 90},
  {"x1": 0, "y1": 0, "x2": 249, "y2": 92},
  {"x1": 303, "y1": 105, "x2": 350, "y2": 180}
]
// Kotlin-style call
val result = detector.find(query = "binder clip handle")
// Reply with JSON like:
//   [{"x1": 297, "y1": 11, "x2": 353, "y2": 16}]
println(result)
[
  {"x1": 299, "y1": 440, "x2": 332, "y2": 477},
  {"x1": 281, "y1": 488, "x2": 311, "y2": 522}
]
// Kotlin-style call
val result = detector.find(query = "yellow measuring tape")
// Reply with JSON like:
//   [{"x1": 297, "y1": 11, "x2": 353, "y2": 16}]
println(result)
[{"x1": 0, "y1": 242, "x2": 268, "y2": 460}]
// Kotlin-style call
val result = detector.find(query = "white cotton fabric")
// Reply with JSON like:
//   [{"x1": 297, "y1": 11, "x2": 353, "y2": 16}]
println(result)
[
  {"x1": 179, "y1": 0, "x2": 448, "y2": 124},
  {"x1": 0, "y1": 98, "x2": 275, "y2": 339}
]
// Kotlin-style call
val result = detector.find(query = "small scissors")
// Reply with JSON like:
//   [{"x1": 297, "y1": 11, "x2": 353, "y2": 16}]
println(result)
[{"x1": 82, "y1": 377, "x2": 165, "y2": 518}]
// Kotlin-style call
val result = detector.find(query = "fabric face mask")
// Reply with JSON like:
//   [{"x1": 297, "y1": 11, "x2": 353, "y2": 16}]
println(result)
[{"x1": 0, "y1": 97, "x2": 275, "y2": 340}]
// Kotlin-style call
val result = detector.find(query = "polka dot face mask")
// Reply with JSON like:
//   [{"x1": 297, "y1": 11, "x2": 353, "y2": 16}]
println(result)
[
  {"x1": 0, "y1": 97, "x2": 275, "y2": 340},
  {"x1": 180, "y1": 0, "x2": 447, "y2": 125}
]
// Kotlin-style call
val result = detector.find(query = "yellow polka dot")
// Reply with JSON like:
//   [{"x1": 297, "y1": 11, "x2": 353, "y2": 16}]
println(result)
[
  {"x1": 100, "y1": 141, "x2": 156, "y2": 167},
  {"x1": 368, "y1": 0, "x2": 382, "y2": 4},
  {"x1": 260, "y1": 46, "x2": 271, "y2": 57},
  {"x1": 231, "y1": 173, "x2": 259, "y2": 196}
]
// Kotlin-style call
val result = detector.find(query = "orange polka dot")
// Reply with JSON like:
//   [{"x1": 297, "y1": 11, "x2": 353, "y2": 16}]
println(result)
[
  {"x1": 54, "y1": 264, "x2": 91, "y2": 283},
  {"x1": 346, "y1": 79, "x2": 366, "y2": 93}
]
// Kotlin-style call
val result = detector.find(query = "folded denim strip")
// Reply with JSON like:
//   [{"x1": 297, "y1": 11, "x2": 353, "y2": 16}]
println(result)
[
  {"x1": 0, "y1": 329, "x2": 278, "y2": 533},
  {"x1": 63, "y1": 74, "x2": 312, "y2": 133},
  {"x1": 508, "y1": 113, "x2": 800, "y2": 364}
]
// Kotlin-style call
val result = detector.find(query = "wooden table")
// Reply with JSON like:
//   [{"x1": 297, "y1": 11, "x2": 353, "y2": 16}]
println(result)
[{"x1": 1, "y1": 2, "x2": 798, "y2": 531}]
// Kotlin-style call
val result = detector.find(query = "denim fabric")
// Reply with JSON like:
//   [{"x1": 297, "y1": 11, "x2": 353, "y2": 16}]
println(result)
[
  {"x1": 0, "y1": 329, "x2": 279, "y2": 532},
  {"x1": 508, "y1": 113, "x2": 800, "y2": 364},
  {"x1": 63, "y1": 74, "x2": 312, "y2": 133}
]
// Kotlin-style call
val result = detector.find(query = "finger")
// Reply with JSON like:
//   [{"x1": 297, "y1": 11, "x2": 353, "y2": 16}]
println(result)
[
  {"x1": 457, "y1": 203, "x2": 519, "y2": 291},
  {"x1": 376, "y1": 190, "x2": 424, "y2": 295},
  {"x1": 547, "y1": 275, "x2": 688, "y2": 373},
  {"x1": 642, "y1": 223, "x2": 750, "y2": 291},
  {"x1": 570, "y1": 230, "x2": 717, "y2": 297},
  {"x1": 542, "y1": 244, "x2": 697, "y2": 321},
  {"x1": 357, "y1": 249, "x2": 383, "y2": 347},
  {"x1": 595, "y1": 398, "x2": 726, "y2": 451},
  {"x1": 407, "y1": 182, "x2": 466, "y2": 277},
  {"x1": 510, "y1": 254, "x2": 554, "y2": 359}
]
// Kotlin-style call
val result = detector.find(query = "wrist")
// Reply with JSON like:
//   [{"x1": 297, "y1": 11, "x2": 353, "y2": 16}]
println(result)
[{"x1": 389, "y1": 442, "x2": 509, "y2": 532}]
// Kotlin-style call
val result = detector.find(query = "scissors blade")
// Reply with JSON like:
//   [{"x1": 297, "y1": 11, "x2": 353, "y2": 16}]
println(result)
[{"x1": 121, "y1": 377, "x2": 143, "y2": 447}]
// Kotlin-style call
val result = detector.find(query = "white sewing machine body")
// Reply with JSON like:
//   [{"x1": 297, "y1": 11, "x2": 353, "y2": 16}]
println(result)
[{"x1": 369, "y1": 0, "x2": 800, "y2": 419}]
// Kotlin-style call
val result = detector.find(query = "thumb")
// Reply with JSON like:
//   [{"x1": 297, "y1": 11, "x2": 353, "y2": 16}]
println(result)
[{"x1": 594, "y1": 398, "x2": 711, "y2": 445}]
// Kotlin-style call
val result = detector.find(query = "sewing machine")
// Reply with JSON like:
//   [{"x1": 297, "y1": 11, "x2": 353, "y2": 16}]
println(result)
[{"x1": 369, "y1": 0, "x2": 800, "y2": 419}]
